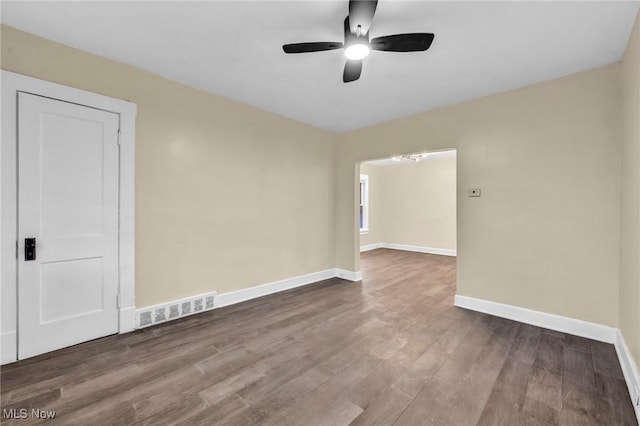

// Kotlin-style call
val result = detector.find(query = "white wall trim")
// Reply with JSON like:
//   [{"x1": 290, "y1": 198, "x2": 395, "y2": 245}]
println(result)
[
  {"x1": 217, "y1": 269, "x2": 338, "y2": 308},
  {"x1": 1, "y1": 332, "x2": 17, "y2": 365},
  {"x1": 120, "y1": 306, "x2": 137, "y2": 332},
  {"x1": 360, "y1": 242, "x2": 385, "y2": 252},
  {"x1": 615, "y1": 330, "x2": 640, "y2": 421},
  {"x1": 359, "y1": 174, "x2": 369, "y2": 233},
  {"x1": 359, "y1": 242, "x2": 457, "y2": 256},
  {"x1": 335, "y1": 269, "x2": 362, "y2": 282},
  {"x1": 1, "y1": 71, "x2": 137, "y2": 364},
  {"x1": 386, "y1": 243, "x2": 457, "y2": 257},
  {"x1": 454, "y1": 294, "x2": 617, "y2": 343}
]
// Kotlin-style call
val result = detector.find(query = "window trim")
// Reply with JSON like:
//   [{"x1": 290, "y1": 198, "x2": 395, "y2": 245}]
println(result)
[{"x1": 359, "y1": 174, "x2": 369, "y2": 234}]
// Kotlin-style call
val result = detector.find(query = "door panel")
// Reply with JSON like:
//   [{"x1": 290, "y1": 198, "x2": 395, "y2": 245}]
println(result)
[
  {"x1": 18, "y1": 92, "x2": 120, "y2": 359},
  {"x1": 40, "y1": 112, "x2": 105, "y2": 238}
]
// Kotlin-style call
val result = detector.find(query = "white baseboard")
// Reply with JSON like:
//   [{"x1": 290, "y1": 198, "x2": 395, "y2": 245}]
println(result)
[
  {"x1": 216, "y1": 269, "x2": 337, "y2": 308},
  {"x1": 360, "y1": 242, "x2": 456, "y2": 256},
  {"x1": 335, "y1": 268, "x2": 362, "y2": 282},
  {"x1": 615, "y1": 330, "x2": 640, "y2": 421},
  {"x1": 385, "y1": 243, "x2": 457, "y2": 257},
  {"x1": 454, "y1": 294, "x2": 617, "y2": 343},
  {"x1": 360, "y1": 243, "x2": 385, "y2": 252},
  {"x1": 136, "y1": 291, "x2": 218, "y2": 328},
  {"x1": 119, "y1": 306, "x2": 136, "y2": 333},
  {"x1": 1, "y1": 331, "x2": 17, "y2": 365}
]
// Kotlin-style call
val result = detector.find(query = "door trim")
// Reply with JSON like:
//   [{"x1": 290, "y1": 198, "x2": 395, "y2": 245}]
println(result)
[{"x1": 1, "y1": 70, "x2": 137, "y2": 364}]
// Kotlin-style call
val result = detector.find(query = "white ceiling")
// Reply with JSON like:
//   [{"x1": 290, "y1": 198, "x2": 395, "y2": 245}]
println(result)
[{"x1": 2, "y1": 1, "x2": 638, "y2": 133}]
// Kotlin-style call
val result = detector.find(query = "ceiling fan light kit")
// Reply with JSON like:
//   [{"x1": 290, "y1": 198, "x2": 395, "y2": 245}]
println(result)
[
  {"x1": 282, "y1": 0, "x2": 435, "y2": 83},
  {"x1": 344, "y1": 43, "x2": 370, "y2": 60}
]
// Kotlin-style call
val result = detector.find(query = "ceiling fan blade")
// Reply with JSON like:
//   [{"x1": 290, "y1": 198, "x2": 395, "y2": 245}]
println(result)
[
  {"x1": 371, "y1": 33, "x2": 435, "y2": 52},
  {"x1": 343, "y1": 60, "x2": 362, "y2": 83},
  {"x1": 348, "y1": 0, "x2": 378, "y2": 35},
  {"x1": 283, "y1": 42, "x2": 343, "y2": 54}
]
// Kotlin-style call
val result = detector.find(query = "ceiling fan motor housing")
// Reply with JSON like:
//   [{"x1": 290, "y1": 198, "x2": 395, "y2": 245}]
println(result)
[{"x1": 344, "y1": 17, "x2": 369, "y2": 48}]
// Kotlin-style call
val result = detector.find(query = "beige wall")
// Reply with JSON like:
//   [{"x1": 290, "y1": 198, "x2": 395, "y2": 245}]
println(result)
[
  {"x1": 620, "y1": 11, "x2": 640, "y2": 366},
  {"x1": 336, "y1": 64, "x2": 622, "y2": 327},
  {"x1": 1, "y1": 25, "x2": 336, "y2": 308},
  {"x1": 359, "y1": 157, "x2": 457, "y2": 251}
]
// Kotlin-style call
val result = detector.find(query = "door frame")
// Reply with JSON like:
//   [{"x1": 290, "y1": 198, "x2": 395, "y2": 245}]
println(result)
[{"x1": 1, "y1": 70, "x2": 137, "y2": 364}]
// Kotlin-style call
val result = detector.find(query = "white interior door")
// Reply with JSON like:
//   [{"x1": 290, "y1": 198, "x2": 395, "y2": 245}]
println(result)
[{"x1": 18, "y1": 92, "x2": 120, "y2": 359}]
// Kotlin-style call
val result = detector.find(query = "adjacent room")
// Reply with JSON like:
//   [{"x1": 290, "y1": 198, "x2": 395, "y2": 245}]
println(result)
[
  {"x1": 1, "y1": 1, "x2": 640, "y2": 425},
  {"x1": 359, "y1": 150, "x2": 457, "y2": 256},
  {"x1": 358, "y1": 150, "x2": 457, "y2": 294}
]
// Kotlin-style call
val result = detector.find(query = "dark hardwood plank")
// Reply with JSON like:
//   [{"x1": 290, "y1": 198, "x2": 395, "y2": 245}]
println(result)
[
  {"x1": 561, "y1": 347, "x2": 601, "y2": 425},
  {"x1": 350, "y1": 386, "x2": 412, "y2": 426},
  {"x1": 594, "y1": 372, "x2": 637, "y2": 425},
  {"x1": 525, "y1": 333, "x2": 564, "y2": 412},
  {"x1": 432, "y1": 319, "x2": 519, "y2": 425},
  {"x1": 176, "y1": 394, "x2": 247, "y2": 426}
]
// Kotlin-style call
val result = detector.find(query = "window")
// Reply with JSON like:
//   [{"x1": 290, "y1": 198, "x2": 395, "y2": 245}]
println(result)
[{"x1": 360, "y1": 174, "x2": 369, "y2": 233}]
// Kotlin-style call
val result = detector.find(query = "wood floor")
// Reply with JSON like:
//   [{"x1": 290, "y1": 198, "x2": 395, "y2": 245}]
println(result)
[{"x1": 1, "y1": 249, "x2": 636, "y2": 425}]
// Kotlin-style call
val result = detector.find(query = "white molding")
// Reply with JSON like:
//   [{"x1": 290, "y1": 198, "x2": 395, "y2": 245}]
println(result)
[
  {"x1": 120, "y1": 306, "x2": 137, "y2": 333},
  {"x1": 136, "y1": 291, "x2": 218, "y2": 328},
  {"x1": 117, "y1": 97, "x2": 137, "y2": 332},
  {"x1": 386, "y1": 243, "x2": 457, "y2": 257},
  {"x1": 216, "y1": 269, "x2": 337, "y2": 308},
  {"x1": 360, "y1": 242, "x2": 456, "y2": 256},
  {"x1": 360, "y1": 242, "x2": 385, "y2": 252},
  {"x1": 335, "y1": 269, "x2": 362, "y2": 282},
  {"x1": 1, "y1": 71, "x2": 137, "y2": 362},
  {"x1": 454, "y1": 294, "x2": 617, "y2": 343},
  {"x1": 615, "y1": 330, "x2": 640, "y2": 422},
  {"x1": 359, "y1": 174, "x2": 369, "y2": 232},
  {"x1": 1, "y1": 332, "x2": 17, "y2": 365}
]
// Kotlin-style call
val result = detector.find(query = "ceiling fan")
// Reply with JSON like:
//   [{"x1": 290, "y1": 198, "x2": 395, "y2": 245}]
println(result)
[{"x1": 282, "y1": 0, "x2": 435, "y2": 83}]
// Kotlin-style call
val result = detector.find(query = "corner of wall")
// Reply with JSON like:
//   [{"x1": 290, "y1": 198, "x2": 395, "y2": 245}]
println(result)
[{"x1": 619, "y1": 8, "x2": 640, "y2": 371}]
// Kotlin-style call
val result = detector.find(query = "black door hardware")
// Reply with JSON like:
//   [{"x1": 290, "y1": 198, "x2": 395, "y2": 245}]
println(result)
[{"x1": 25, "y1": 238, "x2": 36, "y2": 261}]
